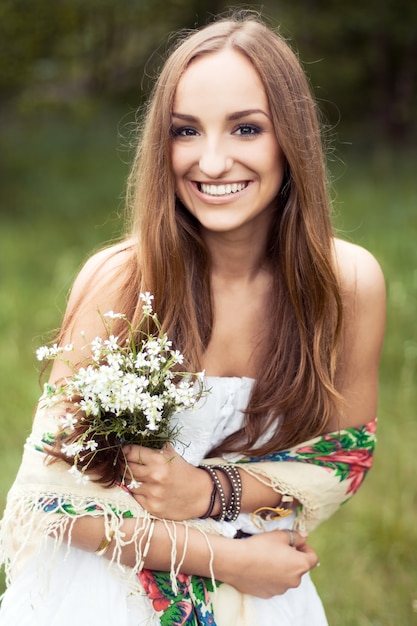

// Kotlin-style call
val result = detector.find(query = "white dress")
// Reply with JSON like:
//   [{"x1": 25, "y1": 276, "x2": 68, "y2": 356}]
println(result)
[{"x1": 0, "y1": 377, "x2": 328, "y2": 625}]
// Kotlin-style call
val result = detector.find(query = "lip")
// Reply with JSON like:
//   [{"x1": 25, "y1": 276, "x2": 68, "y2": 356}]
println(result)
[{"x1": 191, "y1": 180, "x2": 252, "y2": 203}]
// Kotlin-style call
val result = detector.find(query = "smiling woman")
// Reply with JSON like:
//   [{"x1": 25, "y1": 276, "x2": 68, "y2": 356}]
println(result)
[
  {"x1": 0, "y1": 12, "x2": 385, "y2": 626},
  {"x1": 171, "y1": 49, "x2": 285, "y2": 237}
]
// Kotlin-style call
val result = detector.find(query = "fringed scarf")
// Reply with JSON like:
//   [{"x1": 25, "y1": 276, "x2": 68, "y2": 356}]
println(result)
[{"x1": 0, "y1": 399, "x2": 376, "y2": 626}]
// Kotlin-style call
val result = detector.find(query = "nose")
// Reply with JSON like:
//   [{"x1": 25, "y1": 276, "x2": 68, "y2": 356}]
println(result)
[{"x1": 199, "y1": 140, "x2": 233, "y2": 178}]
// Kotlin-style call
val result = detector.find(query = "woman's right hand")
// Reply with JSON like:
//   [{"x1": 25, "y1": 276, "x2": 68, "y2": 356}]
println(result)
[{"x1": 220, "y1": 529, "x2": 318, "y2": 598}]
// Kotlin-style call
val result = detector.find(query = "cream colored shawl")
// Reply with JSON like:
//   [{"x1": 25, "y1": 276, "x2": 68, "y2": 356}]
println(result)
[{"x1": 0, "y1": 399, "x2": 376, "y2": 624}]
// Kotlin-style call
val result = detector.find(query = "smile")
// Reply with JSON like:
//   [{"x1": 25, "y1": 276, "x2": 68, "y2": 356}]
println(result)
[{"x1": 197, "y1": 182, "x2": 248, "y2": 196}]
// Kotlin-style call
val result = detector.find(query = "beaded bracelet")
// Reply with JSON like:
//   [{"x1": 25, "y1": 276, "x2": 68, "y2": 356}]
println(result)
[
  {"x1": 95, "y1": 528, "x2": 115, "y2": 557},
  {"x1": 213, "y1": 464, "x2": 242, "y2": 522},
  {"x1": 199, "y1": 478, "x2": 218, "y2": 519},
  {"x1": 198, "y1": 464, "x2": 228, "y2": 521}
]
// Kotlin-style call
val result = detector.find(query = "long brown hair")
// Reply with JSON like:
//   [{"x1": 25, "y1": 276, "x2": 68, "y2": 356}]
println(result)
[{"x1": 60, "y1": 14, "x2": 343, "y2": 461}]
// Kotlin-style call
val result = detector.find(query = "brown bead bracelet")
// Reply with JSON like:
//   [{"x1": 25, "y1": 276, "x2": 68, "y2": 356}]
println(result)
[
  {"x1": 198, "y1": 463, "x2": 242, "y2": 522},
  {"x1": 198, "y1": 464, "x2": 228, "y2": 521},
  {"x1": 213, "y1": 464, "x2": 242, "y2": 522}
]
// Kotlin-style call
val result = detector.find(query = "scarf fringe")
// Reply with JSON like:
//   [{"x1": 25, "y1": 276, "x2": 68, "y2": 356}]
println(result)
[{"x1": 0, "y1": 485, "x2": 219, "y2": 597}]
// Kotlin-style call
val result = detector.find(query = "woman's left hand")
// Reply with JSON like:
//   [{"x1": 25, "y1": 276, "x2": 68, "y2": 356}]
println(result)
[{"x1": 122, "y1": 444, "x2": 212, "y2": 521}]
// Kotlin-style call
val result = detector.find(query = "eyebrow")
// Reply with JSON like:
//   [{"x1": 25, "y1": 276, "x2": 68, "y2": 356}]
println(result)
[{"x1": 171, "y1": 109, "x2": 270, "y2": 122}]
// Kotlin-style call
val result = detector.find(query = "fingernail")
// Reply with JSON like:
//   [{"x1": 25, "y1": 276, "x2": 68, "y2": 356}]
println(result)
[{"x1": 299, "y1": 531, "x2": 308, "y2": 538}]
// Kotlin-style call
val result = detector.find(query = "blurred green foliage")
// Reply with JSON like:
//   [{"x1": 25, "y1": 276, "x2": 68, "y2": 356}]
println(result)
[{"x1": 0, "y1": 0, "x2": 416, "y2": 145}]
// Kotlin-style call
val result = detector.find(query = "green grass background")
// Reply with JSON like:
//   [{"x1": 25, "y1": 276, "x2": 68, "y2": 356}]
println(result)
[{"x1": 0, "y1": 107, "x2": 416, "y2": 624}]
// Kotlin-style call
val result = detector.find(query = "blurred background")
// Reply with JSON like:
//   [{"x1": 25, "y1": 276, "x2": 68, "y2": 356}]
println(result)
[{"x1": 0, "y1": 1, "x2": 416, "y2": 624}]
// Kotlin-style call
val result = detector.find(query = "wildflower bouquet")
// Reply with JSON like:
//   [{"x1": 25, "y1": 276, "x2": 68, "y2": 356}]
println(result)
[{"x1": 37, "y1": 293, "x2": 204, "y2": 486}]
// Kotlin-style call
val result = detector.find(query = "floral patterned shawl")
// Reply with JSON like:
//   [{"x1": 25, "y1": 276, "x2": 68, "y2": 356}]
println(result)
[
  {"x1": 0, "y1": 401, "x2": 376, "y2": 626},
  {"x1": 135, "y1": 418, "x2": 377, "y2": 625}
]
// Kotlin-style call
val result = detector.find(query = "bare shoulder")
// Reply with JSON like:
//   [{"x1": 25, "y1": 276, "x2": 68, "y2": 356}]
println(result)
[
  {"x1": 51, "y1": 239, "x2": 137, "y2": 379},
  {"x1": 62, "y1": 238, "x2": 137, "y2": 338},
  {"x1": 72, "y1": 239, "x2": 135, "y2": 293},
  {"x1": 68, "y1": 239, "x2": 136, "y2": 307},
  {"x1": 333, "y1": 238, "x2": 386, "y2": 307}
]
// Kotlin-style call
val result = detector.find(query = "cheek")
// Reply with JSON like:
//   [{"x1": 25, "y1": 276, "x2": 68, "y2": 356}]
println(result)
[
  {"x1": 268, "y1": 144, "x2": 285, "y2": 186},
  {"x1": 171, "y1": 145, "x2": 192, "y2": 180},
  {"x1": 171, "y1": 146, "x2": 181, "y2": 178},
  {"x1": 171, "y1": 150, "x2": 188, "y2": 203}
]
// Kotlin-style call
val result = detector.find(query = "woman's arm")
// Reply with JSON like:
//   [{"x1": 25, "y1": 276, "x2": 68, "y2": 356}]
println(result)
[
  {"x1": 66, "y1": 514, "x2": 318, "y2": 598},
  {"x1": 123, "y1": 443, "x2": 288, "y2": 521},
  {"x1": 333, "y1": 239, "x2": 386, "y2": 430}
]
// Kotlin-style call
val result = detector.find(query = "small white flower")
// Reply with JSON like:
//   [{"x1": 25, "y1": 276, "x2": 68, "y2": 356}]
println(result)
[
  {"x1": 170, "y1": 350, "x2": 184, "y2": 365},
  {"x1": 146, "y1": 339, "x2": 162, "y2": 356},
  {"x1": 36, "y1": 346, "x2": 51, "y2": 361},
  {"x1": 68, "y1": 466, "x2": 90, "y2": 484},
  {"x1": 79, "y1": 398, "x2": 101, "y2": 417},
  {"x1": 140, "y1": 292, "x2": 154, "y2": 314},
  {"x1": 127, "y1": 480, "x2": 142, "y2": 490},
  {"x1": 91, "y1": 337, "x2": 103, "y2": 348},
  {"x1": 158, "y1": 335, "x2": 172, "y2": 349},
  {"x1": 61, "y1": 442, "x2": 84, "y2": 457},
  {"x1": 148, "y1": 355, "x2": 162, "y2": 372},
  {"x1": 37, "y1": 343, "x2": 73, "y2": 361},
  {"x1": 104, "y1": 335, "x2": 119, "y2": 352},
  {"x1": 140, "y1": 292, "x2": 154, "y2": 304},
  {"x1": 84, "y1": 440, "x2": 98, "y2": 452},
  {"x1": 106, "y1": 352, "x2": 124, "y2": 368},
  {"x1": 60, "y1": 411, "x2": 78, "y2": 431},
  {"x1": 134, "y1": 352, "x2": 149, "y2": 369},
  {"x1": 104, "y1": 311, "x2": 126, "y2": 320}
]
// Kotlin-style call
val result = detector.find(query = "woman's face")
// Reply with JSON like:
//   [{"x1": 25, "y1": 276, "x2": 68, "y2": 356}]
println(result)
[{"x1": 171, "y1": 49, "x2": 285, "y2": 237}]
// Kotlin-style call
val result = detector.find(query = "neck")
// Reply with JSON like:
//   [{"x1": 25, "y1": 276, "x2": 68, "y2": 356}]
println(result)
[{"x1": 202, "y1": 227, "x2": 271, "y2": 283}]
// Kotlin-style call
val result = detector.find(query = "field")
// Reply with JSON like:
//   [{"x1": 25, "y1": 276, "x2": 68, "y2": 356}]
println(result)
[{"x1": 0, "y1": 108, "x2": 416, "y2": 624}]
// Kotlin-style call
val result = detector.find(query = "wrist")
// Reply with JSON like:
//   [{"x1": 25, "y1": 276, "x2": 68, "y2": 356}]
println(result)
[
  {"x1": 196, "y1": 466, "x2": 218, "y2": 518},
  {"x1": 212, "y1": 534, "x2": 247, "y2": 585}
]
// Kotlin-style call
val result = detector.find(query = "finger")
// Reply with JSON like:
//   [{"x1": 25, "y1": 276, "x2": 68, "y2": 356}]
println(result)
[
  {"x1": 287, "y1": 530, "x2": 309, "y2": 549},
  {"x1": 158, "y1": 444, "x2": 178, "y2": 463},
  {"x1": 123, "y1": 445, "x2": 155, "y2": 464},
  {"x1": 284, "y1": 529, "x2": 297, "y2": 547},
  {"x1": 122, "y1": 444, "x2": 142, "y2": 463},
  {"x1": 124, "y1": 445, "x2": 176, "y2": 464},
  {"x1": 297, "y1": 543, "x2": 320, "y2": 569}
]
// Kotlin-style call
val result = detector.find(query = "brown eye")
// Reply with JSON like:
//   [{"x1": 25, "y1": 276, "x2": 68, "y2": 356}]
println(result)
[
  {"x1": 235, "y1": 124, "x2": 262, "y2": 136},
  {"x1": 171, "y1": 126, "x2": 199, "y2": 137}
]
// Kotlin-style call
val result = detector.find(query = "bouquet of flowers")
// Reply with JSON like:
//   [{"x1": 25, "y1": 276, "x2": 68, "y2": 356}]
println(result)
[{"x1": 36, "y1": 292, "x2": 205, "y2": 486}]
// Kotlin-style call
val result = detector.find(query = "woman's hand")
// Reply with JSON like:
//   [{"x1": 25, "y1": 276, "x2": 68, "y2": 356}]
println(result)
[
  {"x1": 66, "y1": 513, "x2": 318, "y2": 598},
  {"x1": 221, "y1": 529, "x2": 319, "y2": 598},
  {"x1": 122, "y1": 444, "x2": 212, "y2": 520}
]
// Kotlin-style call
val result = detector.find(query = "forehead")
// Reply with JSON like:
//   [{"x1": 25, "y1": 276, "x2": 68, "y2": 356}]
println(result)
[{"x1": 173, "y1": 48, "x2": 269, "y2": 113}]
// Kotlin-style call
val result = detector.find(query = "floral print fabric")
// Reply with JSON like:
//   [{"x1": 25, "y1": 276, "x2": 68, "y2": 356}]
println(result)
[{"x1": 138, "y1": 419, "x2": 377, "y2": 625}]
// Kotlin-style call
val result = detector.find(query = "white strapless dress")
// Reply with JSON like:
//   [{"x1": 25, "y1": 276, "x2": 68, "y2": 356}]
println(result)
[{"x1": 0, "y1": 377, "x2": 328, "y2": 625}]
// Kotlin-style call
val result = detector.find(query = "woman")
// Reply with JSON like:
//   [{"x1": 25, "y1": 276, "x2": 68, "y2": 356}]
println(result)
[{"x1": 0, "y1": 14, "x2": 385, "y2": 625}]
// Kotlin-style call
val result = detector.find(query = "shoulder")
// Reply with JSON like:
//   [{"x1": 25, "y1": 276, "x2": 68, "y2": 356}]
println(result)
[
  {"x1": 51, "y1": 239, "x2": 138, "y2": 380},
  {"x1": 333, "y1": 238, "x2": 386, "y2": 308},
  {"x1": 76, "y1": 240, "x2": 136, "y2": 283},
  {"x1": 62, "y1": 238, "x2": 138, "y2": 338},
  {"x1": 69, "y1": 239, "x2": 136, "y2": 304}
]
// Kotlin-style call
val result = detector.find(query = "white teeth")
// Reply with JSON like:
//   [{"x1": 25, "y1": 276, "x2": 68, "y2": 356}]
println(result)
[{"x1": 199, "y1": 182, "x2": 247, "y2": 196}]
